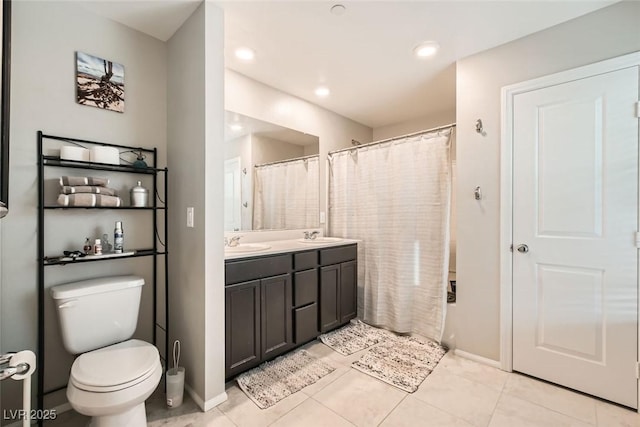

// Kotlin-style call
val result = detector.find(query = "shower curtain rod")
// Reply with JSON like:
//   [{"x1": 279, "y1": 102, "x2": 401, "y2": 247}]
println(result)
[
  {"x1": 328, "y1": 122, "x2": 456, "y2": 156},
  {"x1": 254, "y1": 153, "x2": 319, "y2": 168}
]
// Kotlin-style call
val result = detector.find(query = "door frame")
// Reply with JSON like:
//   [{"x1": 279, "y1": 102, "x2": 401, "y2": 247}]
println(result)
[{"x1": 499, "y1": 51, "x2": 640, "y2": 408}]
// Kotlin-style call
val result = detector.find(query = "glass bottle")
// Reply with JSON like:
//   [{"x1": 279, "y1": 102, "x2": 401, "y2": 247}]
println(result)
[{"x1": 83, "y1": 238, "x2": 92, "y2": 255}]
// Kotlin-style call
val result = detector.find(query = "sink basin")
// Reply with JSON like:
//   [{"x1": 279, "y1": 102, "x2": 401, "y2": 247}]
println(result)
[
  {"x1": 225, "y1": 243, "x2": 271, "y2": 253},
  {"x1": 297, "y1": 237, "x2": 344, "y2": 244}
]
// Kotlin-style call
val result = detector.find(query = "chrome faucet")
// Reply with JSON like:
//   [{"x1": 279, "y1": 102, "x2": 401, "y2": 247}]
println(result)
[
  {"x1": 226, "y1": 236, "x2": 242, "y2": 247},
  {"x1": 303, "y1": 231, "x2": 320, "y2": 240}
]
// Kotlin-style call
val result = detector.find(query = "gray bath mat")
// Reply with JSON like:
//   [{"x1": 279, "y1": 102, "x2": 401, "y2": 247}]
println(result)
[
  {"x1": 352, "y1": 335, "x2": 447, "y2": 392},
  {"x1": 236, "y1": 349, "x2": 335, "y2": 409},
  {"x1": 319, "y1": 320, "x2": 396, "y2": 355}
]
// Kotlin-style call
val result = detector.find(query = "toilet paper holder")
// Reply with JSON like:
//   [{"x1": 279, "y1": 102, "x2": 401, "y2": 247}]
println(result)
[{"x1": 0, "y1": 350, "x2": 37, "y2": 427}]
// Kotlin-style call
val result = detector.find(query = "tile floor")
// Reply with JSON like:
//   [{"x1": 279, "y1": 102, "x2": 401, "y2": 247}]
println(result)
[{"x1": 47, "y1": 339, "x2": 639, "y2": 427}]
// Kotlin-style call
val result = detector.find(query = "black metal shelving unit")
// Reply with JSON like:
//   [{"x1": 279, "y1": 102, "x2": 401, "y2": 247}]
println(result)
[{"x1": 36, "y1": 131, "x2": 169, "y2": 423}]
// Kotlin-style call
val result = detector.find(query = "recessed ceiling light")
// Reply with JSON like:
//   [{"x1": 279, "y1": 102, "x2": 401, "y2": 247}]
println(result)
[
  {"x1": 314, "y1": 86, "x2": 330, "y2": 97},
  {"x1": 235, "y1": 47, "x2": 255, "y2": 61},
  {"x1": 330, "y1": 4, "x2": 346, "y2": 16},
  {"x1": 413, "y1": 41, "x2": 439, "y2": 58},
  {"x1": 229, "y1": 123, "x2": 243, "y2": 131}
]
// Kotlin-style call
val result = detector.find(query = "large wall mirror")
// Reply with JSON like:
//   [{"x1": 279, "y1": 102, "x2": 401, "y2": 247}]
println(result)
[
  {"x1": 224, "y1": 111, "x2": 320, "y2": 231},
  {"x1": 0, "y1": 0, "x2": 11, "y2": 218}
]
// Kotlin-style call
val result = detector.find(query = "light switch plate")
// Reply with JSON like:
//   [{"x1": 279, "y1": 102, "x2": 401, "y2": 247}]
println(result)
[
  {"x1": 187, "y1": 207, "x2": 194, "y2": 228},
  {"x1": 319, "y1": 211, "x2": 326, "y2": 224}
]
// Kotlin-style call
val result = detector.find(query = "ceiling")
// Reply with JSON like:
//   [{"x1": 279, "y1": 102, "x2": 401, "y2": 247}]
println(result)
[
  {"x1": 80, "y1": 0, "x2": 615, "y2": 129},
  {"x1": 80, "y1": 0, "x2": 201, "y2": 42}
]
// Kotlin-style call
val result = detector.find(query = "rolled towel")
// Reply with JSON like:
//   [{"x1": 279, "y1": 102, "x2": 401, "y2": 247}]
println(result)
[
  {"x1": 59, "y1": 176, "x2": 109, "y2": 187},
  {"x1": 60, "y1": 185, "x2": 117, "y2": 196},
  {"x1": 57, "y1": 193, "x2": 122, "y2": 207}
]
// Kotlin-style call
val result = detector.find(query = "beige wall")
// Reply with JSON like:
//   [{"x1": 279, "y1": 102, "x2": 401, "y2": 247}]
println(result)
[
  {"x1": 455, "y1": 1, "x2": 640, "y2": 361},
  {"x1": 252, "y1": 135, "x2": 305, "y2": 166},
  {"x1": 0, "y1": 1, "x2": 167, "y2": 417},
  {"x1": 167, "y1": 1, "x2": 226, "y2": 409},
  {"x1": 372, "y1": 108, "x2": 456, "y2": 141}
]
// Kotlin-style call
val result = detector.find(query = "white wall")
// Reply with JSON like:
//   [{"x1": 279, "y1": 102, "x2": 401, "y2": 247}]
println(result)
[
  {"x1": 1, "y1": 1, "x2": 167, "y2": 416},
  {"x1": 167, "y1": 0, "x2": 226, "y2": 410},
  {"x1": 455, "y1": 1, "x2": 640, "y2": 361},
  {"x1": 225, "y1": 70, "x2": 372, "y2": 230},
  {"x1": 372, "y1": 108, "x2": 456, "y2": 141},
  {"x1": 203, "y1": 1, "x2": 226, "y2": 407},
  {"x1": 225, "y1": 135, "x2": 251, "y2": 164},
  {"x1": 252, "y1": 135, "x2": 304, "y2": 166}
]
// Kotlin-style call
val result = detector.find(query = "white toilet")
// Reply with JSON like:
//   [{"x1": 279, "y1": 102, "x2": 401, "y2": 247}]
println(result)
[{"x1": 51, "y1": 275, "x2": 162, "y2": 427}]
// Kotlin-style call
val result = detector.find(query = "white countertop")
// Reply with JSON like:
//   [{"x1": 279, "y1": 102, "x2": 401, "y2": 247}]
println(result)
[{"x1": 224, "y1": 238, "x2": 359, "y2": 260}]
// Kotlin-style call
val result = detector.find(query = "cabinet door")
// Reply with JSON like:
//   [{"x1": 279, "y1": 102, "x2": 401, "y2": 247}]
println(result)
[
  {"x1": 340, "y1": 260, "x2": 357, "y2": 324},
  {"x1": 225, "y1": 280, "x2": 261, "y2": 378},
  {"x1": 320, "y1": 265, "x2": 340, "y2": 332},
  {"x1": 261, "y1": 274, "x2": 293, "y2": 360}
]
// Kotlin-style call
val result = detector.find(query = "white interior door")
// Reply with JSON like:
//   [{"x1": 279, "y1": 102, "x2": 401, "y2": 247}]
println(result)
[
  {"x1": 512, "y1": 66, "x2": 639, "y2": 408},
  {"x1": 224, "y1": 157, "x2": 242, "y2": 231}
]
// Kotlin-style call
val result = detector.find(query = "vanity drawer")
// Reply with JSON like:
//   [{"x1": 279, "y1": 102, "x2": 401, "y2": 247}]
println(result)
[
  {"x1": 225, "y1": 254, "x2": 291, "y2": 285},
  {"x1": 320, "y1": 244, "x2": 357, "y2": 266},
  {"x1": 293, "y1": 269, "x2": 318, "y2": 307},
  {"x1": 294, "y1": 251, "x2": 318, "y2": 270},
  {"x1": 294, "y1": 303, "x2": 319, "y2": 344}
]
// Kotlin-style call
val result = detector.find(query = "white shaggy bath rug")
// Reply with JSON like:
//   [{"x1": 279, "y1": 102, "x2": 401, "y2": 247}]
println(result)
[
  {"x1": 352, "y1": 335, "x2": 447, "y2": 393},
  {"x1": 319, "y1": 320, "x2": 396, "y2": 355},
  {"x1": 236, "y1": 349, "x2": 335, "y2": 409}
]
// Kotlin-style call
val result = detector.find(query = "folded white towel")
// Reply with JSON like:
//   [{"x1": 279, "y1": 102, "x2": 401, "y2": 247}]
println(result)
[
  {"x1": 59, "y1": 176, "x2": 109, "y2": 187},
  {"x1": 57, "y1": 194, "x2": 122, "y2": 207},
  {"x1": 60, "y1": 185, "x2": 117, "y2": 196}
]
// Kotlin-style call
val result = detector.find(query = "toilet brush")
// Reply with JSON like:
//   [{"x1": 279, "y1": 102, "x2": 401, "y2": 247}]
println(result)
[{"x1": 166, "y1": 340, "x2": 185, "y2": 408}]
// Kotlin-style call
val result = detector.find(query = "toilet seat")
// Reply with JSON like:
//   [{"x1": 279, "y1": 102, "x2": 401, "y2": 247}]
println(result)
[{"x1": 70, "y1": 339, "x2": 159, "y2": 393}]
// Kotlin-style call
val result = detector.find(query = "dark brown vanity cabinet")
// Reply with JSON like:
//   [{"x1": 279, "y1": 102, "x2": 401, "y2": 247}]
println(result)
[
  {"x1": 225, "y1": 254, "x2": 293, "y2": 378},
  {"x1": 225, "y1": 244, "x2": 357, "y2": 378},
  {"x1": 319, "y1": 245, "x2": 358, "y2": 332}
]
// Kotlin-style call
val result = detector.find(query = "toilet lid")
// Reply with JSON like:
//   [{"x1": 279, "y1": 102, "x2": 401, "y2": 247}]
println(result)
[{"x1": 71, "y1": 339, "x2": 159, "y2": 391}]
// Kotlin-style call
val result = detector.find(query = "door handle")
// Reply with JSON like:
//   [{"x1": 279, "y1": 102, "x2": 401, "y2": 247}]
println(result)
[{"x1": 516, "y1": 244, "x2": 529, "y2": 253}]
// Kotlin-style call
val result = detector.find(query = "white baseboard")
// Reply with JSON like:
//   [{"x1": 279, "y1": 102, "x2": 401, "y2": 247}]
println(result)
[
  {"x1": 184, "y1": 383, "x2": 228, "y2": 412},
  {"x1": 454, "y1": 349, "x2": 502, "y2": 369}
]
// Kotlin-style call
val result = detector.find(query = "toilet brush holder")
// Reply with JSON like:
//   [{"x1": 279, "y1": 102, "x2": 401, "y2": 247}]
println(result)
[
  {"x1": 166, "y1": 367, "x2": 185, "y2": 408},
  {"x1": 166, "y1": 340, "x2": 185, "y2": 408}
]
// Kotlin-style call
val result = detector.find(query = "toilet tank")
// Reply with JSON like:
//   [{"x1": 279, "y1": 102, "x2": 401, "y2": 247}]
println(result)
[{"x1": 51, "y1": 275, "x2": 145, "y2": 354}]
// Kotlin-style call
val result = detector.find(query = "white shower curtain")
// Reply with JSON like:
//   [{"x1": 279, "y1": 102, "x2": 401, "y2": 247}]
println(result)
[
  {"x1": 328, "y1": 129, "x2": 452, "y2": 342},
  {"x1": 253, "y1": 156, "x2": 319, "y2": 230}
]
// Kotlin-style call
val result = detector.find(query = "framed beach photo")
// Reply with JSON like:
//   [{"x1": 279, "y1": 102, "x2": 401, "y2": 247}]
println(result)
[{"x1": 76, "y1": 51, "x2": 125, "y2": 113}]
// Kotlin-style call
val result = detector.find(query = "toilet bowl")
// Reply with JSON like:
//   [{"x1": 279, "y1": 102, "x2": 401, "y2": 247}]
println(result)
[
  {"x1": 51, "y1": 276, "x2": 160, "y2": 426},
  {"x1": 66, "y1": 339, "x2": 162, "y2": 427}
]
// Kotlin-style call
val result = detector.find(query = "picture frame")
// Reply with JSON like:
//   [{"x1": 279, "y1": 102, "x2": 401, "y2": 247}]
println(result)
[{"x1": 76, "y1": 51, "x2": 125, "y2": 113}]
